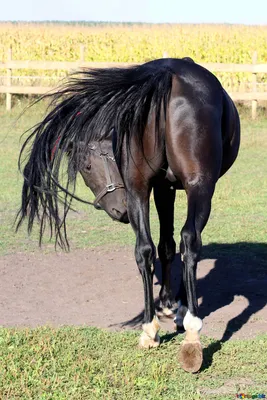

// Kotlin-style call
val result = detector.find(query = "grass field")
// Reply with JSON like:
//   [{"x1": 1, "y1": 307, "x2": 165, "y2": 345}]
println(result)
[
  {"x1": 0, "y1": 327, "x2": 267, "y2": 399},
  {"x1": 0, "y1": 101, "x2": 267, "y2": 399}
]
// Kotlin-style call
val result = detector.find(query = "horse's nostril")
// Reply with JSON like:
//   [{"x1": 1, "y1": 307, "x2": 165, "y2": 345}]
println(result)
[
  {"x1": 112, "y1": 209, "x2": 129, "y2": 223},
  {"x1": 112, "y1": 208, "x2": 122, "y2": 218}
]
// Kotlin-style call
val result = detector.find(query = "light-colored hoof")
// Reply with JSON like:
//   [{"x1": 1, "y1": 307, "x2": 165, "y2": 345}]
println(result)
[
  {"x1": 179, "y1": 340, "x2": 203, "y2": 373},
  {"x1": 157, "y1": 307, "x2": 175, "y2": 318},
  {"x1": 139, "y1": 332, "x2": 160, "y2": 348},
  {"x1": 139, "y1": 316, "x2": 160, "y2": 348}
]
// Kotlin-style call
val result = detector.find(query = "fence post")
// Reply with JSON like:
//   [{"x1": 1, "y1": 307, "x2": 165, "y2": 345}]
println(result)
[
  {"x1": 80, "y1": 44, "x2": 85, "y2": 62},
  {"x1": 6, "y1": 47, "x2": 12, "y2": 111},
  {"x1": 252, "y1": 51, "x2": 257, "y2": 119}
]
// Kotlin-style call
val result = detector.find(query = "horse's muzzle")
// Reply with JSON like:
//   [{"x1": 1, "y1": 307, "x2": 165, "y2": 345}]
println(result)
[{"x1": 112, "y1": 209, "x2": 129, "y2": 224}]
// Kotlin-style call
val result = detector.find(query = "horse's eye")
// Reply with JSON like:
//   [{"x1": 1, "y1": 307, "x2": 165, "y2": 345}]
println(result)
[{"x1": 85, "y1": 164, "x2": 91, "y2": 171}]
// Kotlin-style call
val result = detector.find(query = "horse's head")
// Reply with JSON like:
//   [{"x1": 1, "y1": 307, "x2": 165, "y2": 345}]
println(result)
[{"x1": 79, "y1": 139, "x2": 129, "y2": 224}]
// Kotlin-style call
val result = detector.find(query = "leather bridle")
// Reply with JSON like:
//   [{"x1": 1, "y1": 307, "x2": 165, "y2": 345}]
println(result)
[
  {"x1": 51, "y1": 135, "x2": 124, "y2": 210},
  {"x1": 88, "y1": 144, "x2": 125, "y2": 209}
]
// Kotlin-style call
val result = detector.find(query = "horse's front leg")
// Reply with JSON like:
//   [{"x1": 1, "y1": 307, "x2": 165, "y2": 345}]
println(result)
[{"x1": 127, "y1": 190, "x2": 160, "y2": 348}]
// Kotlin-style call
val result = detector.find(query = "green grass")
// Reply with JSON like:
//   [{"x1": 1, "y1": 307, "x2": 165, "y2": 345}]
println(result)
[
  {"x1": 0, "y1": 326, "x2": 267, "y2": 399},
  {"x1": 0, "y1": 101, "x2": 267, "y2": 399}
]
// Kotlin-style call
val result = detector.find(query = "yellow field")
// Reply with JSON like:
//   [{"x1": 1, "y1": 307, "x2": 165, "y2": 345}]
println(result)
[{"x1": 0, "y1": 22, "x2": 267, "y2": 88}]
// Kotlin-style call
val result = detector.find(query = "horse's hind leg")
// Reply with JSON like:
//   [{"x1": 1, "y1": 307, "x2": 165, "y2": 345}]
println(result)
[
  {"x1": 165, "y1": 101, "x2": 223, "y2": 371},
  {"x1": 178, "y1": 179, "x2": 215, "y2": 372},
  {"x1": 153, "y1": 179, "x2": 177, "y2": 317}
]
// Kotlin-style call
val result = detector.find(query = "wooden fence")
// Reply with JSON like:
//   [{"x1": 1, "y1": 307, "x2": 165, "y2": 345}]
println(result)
[{"x1": 1, "y1": 47, "x2": 267, "y2": 118}]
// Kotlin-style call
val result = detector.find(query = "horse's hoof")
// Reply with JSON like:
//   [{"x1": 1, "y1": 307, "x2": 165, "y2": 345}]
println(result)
[
  {"x1": 174, "y1": 322, "x2": 185, "y2": 332},
  {"x1": 179, "y1": 341, "x2": 203, "y2": 373},
  {"x1": 139, "y1": 332, "x2": 160, "y2": 349},
  {"x1": 157, "y1": 307, "x2": 175, "y2": 319},
  {"x1": 174, "y1": 305, "x2": 188, "y2": 328},
  {"x1": 174, "y1": 316, "x2": 184, "y2": 329}
]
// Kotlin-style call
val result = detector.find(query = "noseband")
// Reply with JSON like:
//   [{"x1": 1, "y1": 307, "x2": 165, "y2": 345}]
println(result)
[{"x1": 88, "y1": 144, "x2": 125, "y2": 209}]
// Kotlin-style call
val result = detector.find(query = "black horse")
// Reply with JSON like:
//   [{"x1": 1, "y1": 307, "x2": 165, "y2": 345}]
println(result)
[{"x1": 16, "y1": 57, "x2": 240, "y2": 372}]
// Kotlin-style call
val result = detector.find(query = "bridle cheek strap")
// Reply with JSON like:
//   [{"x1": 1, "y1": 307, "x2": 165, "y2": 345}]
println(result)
[{"x1": 93, "y1": 154, "x2": 124, "y2": 208}]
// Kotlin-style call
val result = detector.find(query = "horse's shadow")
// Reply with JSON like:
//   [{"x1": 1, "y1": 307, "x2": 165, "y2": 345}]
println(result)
[{"x1": 121, "y1": 242, "x2": 267, "y2": 368}]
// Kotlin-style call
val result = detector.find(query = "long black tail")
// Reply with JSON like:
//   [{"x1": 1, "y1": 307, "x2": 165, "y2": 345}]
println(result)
[{"x1": 16, "y1": 62, "x2": 174, "y2": 249}]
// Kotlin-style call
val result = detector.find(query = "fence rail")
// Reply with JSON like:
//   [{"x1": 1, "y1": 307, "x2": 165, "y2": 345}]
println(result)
[
  {"x1": 1, "y1": 47, "x2": 267, "y2": 118},
  {"x1": 1, "y1": 60, "x2": 267, "y2": 73}
]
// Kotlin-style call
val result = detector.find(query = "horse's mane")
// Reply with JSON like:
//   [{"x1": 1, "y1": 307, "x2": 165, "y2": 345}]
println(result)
[{"x1": 16, "y1": 61, "x2": 174, "y2": 248}]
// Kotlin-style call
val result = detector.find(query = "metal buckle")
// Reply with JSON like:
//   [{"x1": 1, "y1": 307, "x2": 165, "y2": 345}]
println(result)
[{"x1": 106, "y1": 183, "x2": 116, "y2": 192}]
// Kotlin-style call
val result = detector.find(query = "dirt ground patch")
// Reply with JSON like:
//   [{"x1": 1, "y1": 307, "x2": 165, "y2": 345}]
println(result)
[{"x1": 0, "y1": 245, "x2": 266, "y2": 340}]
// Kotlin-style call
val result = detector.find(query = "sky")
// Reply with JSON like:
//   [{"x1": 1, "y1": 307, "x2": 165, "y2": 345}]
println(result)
[{"x1": 1, "y1": 0, "x2": 267, "y2": 25}]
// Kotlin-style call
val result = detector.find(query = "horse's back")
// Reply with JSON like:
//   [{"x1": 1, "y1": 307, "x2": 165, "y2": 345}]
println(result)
[{"x1": 144, "y1": 58, "x2": 222, "y2": 101}]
